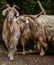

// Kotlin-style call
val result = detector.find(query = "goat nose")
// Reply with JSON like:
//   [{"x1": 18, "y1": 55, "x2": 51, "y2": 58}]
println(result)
[
  {"x1": 10, "y1": 18, "x2": 13, "y2": 21},
  {"x1": 10, "y1": 17, "x2": 13, "y2": 19}
]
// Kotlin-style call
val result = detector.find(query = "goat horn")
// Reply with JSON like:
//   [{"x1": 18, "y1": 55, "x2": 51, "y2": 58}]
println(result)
[
  {"x1": 1, "y1": 4, "x2": 10, "y2": 9},
  {"x1": 35, "y1": 11, "x2": 43, "y2": 18},
  {"x1": 13, "y1": 5, "x2": 20, "y2": 9}
]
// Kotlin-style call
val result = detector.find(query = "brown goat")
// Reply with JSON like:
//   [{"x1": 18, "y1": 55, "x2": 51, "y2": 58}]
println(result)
[
  {"x1": 2, "y1": 4, "x2": 20, "y2": 60},
  {"x1": 16, "y1": 15, "x2": 54, "y2": 56}
]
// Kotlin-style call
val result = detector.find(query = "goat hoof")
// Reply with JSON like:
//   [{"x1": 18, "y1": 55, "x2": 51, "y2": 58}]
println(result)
[
  {"x1": 15, "y1": 48, "x2": 17, "y2": 51},
  {"x1": 10, "y1": 57, "x2": 13, "y2": 61},
  {"x1": 23, "y1": 52, "x2": 25, "y2": 55},
  {"x1": 10, "y1": 58, "x2": 13, "y2": 61},
  {"x1": 40, "y1": 52, "x2": 45, "y2": 56}
]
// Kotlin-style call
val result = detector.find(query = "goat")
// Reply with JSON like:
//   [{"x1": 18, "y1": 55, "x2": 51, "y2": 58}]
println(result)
[
  {"x1": 16, "y1": 15, "x2": 38, "y2": 55},
  {"x1": 2, "y1": 4, "x2": 20, "y2": 60},
  {"x1": 16, "y1": 14, "x2": 54, "y2": 56}
]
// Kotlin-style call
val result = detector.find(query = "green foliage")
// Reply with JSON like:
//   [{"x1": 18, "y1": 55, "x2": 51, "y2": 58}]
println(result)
[
  {"x1": 0, "y1": 0, "x2": 6, "y2": 21},
  {"x1": 41, "y1": 0, "x2": 54, "y2": 14},
  {"x1": 20, "y1": 0, "x2": 54, "y2": 14},
  {"x1": 33, "y1": 41, "x2": 37, "y2": 49},
  {"x1": 46, "y1": 10, "x2": 53, "y2": 15},
  {"x1": 22, "y1": 0, "x2": 36, "y2": 14},
  {"x1": 0, "y1": 0, "x2": 7, "y2": 35},
  {"x1": 0, "y1": 0, "x2": 54, "y2": 17}
]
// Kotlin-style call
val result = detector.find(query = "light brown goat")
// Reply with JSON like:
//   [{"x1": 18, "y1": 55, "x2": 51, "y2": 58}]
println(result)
[{"x1": 2, "y1": 4, "x2": 20, "y2": 60}]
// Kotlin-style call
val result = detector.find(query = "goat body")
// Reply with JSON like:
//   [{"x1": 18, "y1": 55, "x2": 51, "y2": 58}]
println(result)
[
  {"x1": 16, "y1": 15, "x2": 54, "y2": 56},
  {"x1": 2, "y1": 18, "x2": 20, "y2": 60}
]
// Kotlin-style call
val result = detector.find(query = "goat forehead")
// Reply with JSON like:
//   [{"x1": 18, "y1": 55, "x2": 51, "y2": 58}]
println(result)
[
  {"x1": 8, "y1": 10, "x2": 15, "y2": 18},
  {"x1": 8, "y1": 9, "x2": 15, "y2": 14}
]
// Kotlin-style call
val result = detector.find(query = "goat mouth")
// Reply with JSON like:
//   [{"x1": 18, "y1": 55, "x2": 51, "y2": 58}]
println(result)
[{"x1": 9, "y1": 18, "x2": 13, "y2": 21}]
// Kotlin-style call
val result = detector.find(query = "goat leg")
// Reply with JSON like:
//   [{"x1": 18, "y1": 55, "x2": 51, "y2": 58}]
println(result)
[
  {"x1": 40, "y1": 47, "x2": 45, "y2": 56},
  {"x1": 21, "y1": 37, "x2": 26, "y2": 55}
]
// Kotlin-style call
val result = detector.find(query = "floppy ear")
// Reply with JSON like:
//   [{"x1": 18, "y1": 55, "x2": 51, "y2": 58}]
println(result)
[
  {"x1": 15, "y1": 11, "x2": 19, "y2": 17},
  {"x1": 2, "y1": 9, "x2": 7, "y2": 16},
  {"x1": 16, "y1": 11, "x2": 19, "y2": 17}
]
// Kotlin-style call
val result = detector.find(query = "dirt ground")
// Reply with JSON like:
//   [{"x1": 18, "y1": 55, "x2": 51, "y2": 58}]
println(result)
[
  {"x1": 0, "y1": 43, "x2": 54, "y2": 65},
  {"x1": 0, "y1": 53, "x2": 54, "y2": 65}
]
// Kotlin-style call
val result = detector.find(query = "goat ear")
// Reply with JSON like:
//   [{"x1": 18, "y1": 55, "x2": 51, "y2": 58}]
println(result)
[
  {"x1": 15, "y1": 11, "x2": 19, "y2": 17},
  {"x1": 2, "y1": 9, "x2": 7, "y2": 16}
]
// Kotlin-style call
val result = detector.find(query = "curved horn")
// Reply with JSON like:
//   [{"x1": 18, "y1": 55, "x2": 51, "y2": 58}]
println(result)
[
  {"x1": 13, "y1": 5, "x2": 20, "y2": 9},
  {"x1": 35, "y1": 11, "x2": 43, "y2": 18},
  {"x1": 1, "y1": 4, "x2": 10, "y2": 9}
]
